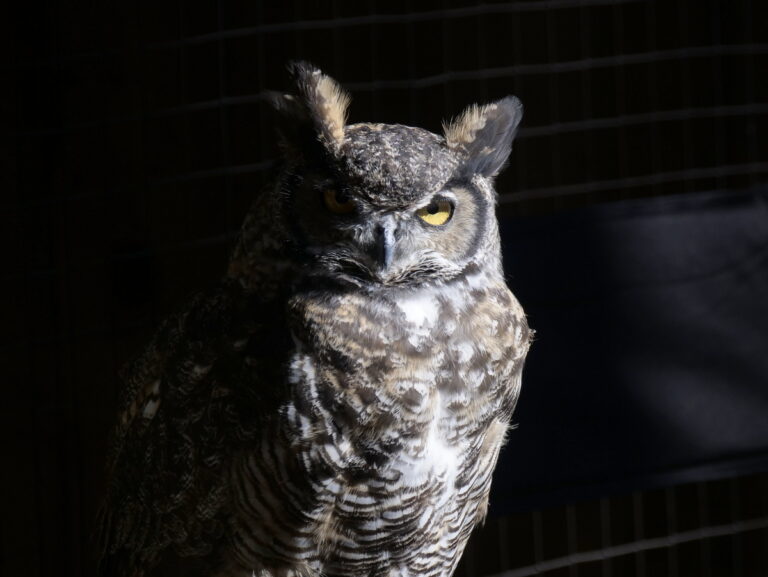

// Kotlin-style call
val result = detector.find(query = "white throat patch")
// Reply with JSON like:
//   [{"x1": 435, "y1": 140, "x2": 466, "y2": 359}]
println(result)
[{"x1": 396, "y1": 292, "x2": 440, "y2": 327}]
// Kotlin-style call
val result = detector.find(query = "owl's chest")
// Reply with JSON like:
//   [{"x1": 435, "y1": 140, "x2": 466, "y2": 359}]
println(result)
[
  {"x1": 286, "y1": 280, "x2": 521, "y2": 457},
  {"x1": 291, "y1": 280, "x2": 508, "y2": 359},
  {"x1": 231, "y1": 281, "x2": 525, "y2": 572}
]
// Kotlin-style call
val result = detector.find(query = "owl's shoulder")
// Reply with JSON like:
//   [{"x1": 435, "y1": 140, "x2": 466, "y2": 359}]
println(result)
[
  {"x1": 116, "y1": 278, "x2": 291, "y2": 431},
  {"x1": 98, "y1": 278, "x2": 293, "y2": 573}
]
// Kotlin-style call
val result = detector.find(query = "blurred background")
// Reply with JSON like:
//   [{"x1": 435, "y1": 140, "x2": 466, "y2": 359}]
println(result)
[{"x1": 5, "y1": 0, "x2": 768, "y2": 575}]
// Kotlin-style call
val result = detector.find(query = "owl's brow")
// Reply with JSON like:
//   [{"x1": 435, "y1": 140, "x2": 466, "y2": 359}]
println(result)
[{"x1": 416, "y1": 191, "x2": 458, "y2": 208}]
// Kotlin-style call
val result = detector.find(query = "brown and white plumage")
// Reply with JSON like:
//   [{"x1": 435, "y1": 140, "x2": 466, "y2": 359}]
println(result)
[{"x1": 97, "y1": 62, "x2": 531, "y2": 577}]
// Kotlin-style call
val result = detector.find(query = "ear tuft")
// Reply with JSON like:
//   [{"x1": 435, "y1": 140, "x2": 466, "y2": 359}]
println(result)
[
  {"x1": 443, "y1": 96, "x2": 523, "y2": 177},
  {"x1": 443, "y1": 104, "x2": 487, "y2": 148},
  {"x1": 288, "y1": 61, "x2": 351, "y2": 154}
]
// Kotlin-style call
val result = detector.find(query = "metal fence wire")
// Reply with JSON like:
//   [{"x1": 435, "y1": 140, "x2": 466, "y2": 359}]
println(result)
[
  {"x1": 457, "y1": 473, "x2": 768, "y2": 577},
  {"x1": 6, "y1": 0, "x2": 768, "y2": 575}
]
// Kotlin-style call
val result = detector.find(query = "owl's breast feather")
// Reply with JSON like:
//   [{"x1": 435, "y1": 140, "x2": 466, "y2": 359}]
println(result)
[
  {"x1": 284, "y1": 272, "x2": 527, "y2": 478},
  {"x1": 231, "y1": 276, "x2": 528, "y2": 573}
]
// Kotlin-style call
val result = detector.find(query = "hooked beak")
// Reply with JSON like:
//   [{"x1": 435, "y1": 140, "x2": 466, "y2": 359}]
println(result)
[{"x1": 373, "y1": 219, "x2": 397, "y2": 272}]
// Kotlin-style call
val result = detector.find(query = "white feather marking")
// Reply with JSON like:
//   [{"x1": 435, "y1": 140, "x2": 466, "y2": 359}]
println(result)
[
  {"x1": 141, "y1": 380, "x2": 161, "y2": 419},
  {"x1": 398, "y1": 392, "x2": 461, "y2": 489},
  {"x1": 142, "y1": 398, "x2": 160, "y2": 419},
  {"x1": 342, "y1": 491, "x2": 377, "y2": 506},
  {"x1": 456, "y1": 342, "x2": 474, "y2": 363},
  {"x1": 465, "y1": 270, "x2": 490, "y2": 290},
  {"x1": 191, "y1": 363, "x2": 210, "y2": 377},
  {"x1": 289, "y1": 353, "x2": 317, "y2": 385},
  {"x1": 396, "y1": 292, "x2": 440, "y2": 327}
]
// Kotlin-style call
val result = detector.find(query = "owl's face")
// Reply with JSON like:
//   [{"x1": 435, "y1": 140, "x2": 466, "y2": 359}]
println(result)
[{"x1": 271, "y1": 63, "x2": 523, "y2": 290}]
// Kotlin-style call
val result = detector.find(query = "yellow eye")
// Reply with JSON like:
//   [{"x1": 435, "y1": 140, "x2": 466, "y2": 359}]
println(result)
[
  {"x1": 323, "y1": 189, "x2": 355, "y2": 214},
  {"x1": 416, "y1": 199, "x2": 454, "y2": 226}
]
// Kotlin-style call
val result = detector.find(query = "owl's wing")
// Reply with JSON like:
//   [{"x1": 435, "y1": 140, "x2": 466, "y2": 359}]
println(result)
[{"x1": 95, "y1": 278, "x2": 290, "y2": 577}]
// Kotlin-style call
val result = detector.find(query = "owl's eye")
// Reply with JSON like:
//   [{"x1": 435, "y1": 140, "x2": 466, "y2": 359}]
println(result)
[
  {"x1": 416, "y1": 199, "x2": 454, "y2": 226},
  {"x1": 323, "y1": 189, "x2": 355, "y2": 214}
]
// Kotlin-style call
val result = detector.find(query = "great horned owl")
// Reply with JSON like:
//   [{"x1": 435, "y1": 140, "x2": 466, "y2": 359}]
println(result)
[{"x1": 97, "y1": 62, "x2": 531, "y2": 577}]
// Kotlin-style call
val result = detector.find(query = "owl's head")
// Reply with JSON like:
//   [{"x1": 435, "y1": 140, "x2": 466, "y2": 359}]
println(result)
[{"x1": 269, "y1": 62, "x2": 522, "y2": 290}]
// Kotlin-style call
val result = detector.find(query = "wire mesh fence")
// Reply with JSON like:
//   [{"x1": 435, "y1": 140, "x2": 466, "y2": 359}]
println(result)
[{"x1": 458, "y1": 473, "x2": 768, "y2": 577}]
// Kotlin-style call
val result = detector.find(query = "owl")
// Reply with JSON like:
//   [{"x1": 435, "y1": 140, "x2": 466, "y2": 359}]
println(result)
[{"x1": 96, "y1": 62, "x2": 531, "y2": 577}]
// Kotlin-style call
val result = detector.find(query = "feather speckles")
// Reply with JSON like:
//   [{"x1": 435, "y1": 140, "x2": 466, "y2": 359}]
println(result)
[
  {"x1": 342, "y1": 124, "x2": 458, "y2": 205},
  {"x1": 97, "y1": 63, "x2": 530, "y2": 577}
]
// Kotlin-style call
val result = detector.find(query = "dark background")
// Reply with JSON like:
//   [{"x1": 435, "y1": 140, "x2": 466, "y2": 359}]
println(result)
[{"x1": 5, "y1": 1, "x2": 768, "y2": 576}]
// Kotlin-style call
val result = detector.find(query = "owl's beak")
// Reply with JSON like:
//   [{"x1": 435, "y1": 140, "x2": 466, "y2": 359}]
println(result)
[{"x1": 373, "y1": 219, "x2": 397, "y2": 272}]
